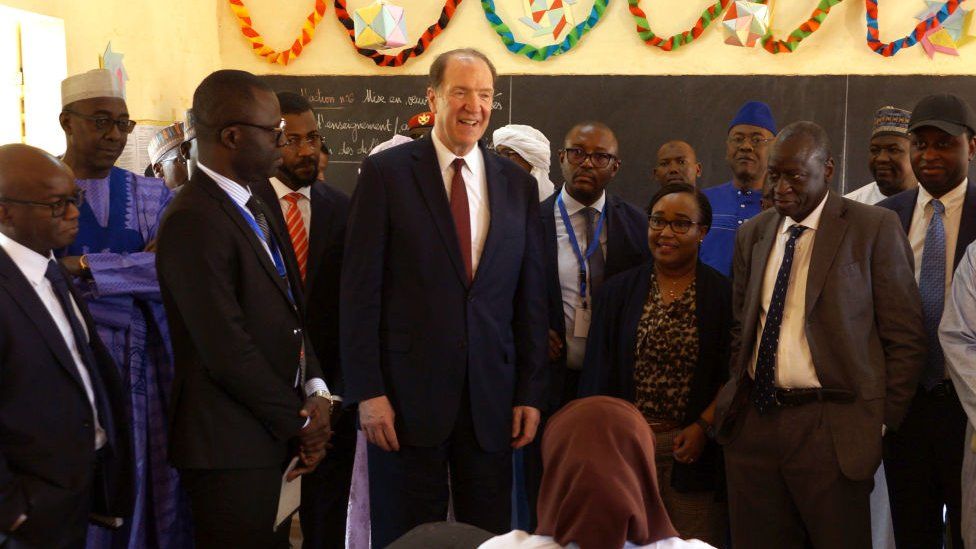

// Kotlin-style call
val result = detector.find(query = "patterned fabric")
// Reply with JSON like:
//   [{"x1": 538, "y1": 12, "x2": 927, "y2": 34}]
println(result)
[
  {"x1": 700, "y1": 182, "x2": 762, "y2": 277},
  {"x1": 752, "y1": 224, "x2": 807, "y2": 414},
  {"x1": 919, "y1": 199, "x2": 946, "y2": 389},
  {"x1": 284, "y1": 192, "x2": 309, "y2": 283},
  {"x1": 633, "y1": 273, "x2": 698, "y2": 424}
]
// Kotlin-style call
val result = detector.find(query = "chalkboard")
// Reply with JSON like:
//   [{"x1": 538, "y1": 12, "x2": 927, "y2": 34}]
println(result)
[{"x1": 262, "y1": 75, "x2": 976, "y2": 209}]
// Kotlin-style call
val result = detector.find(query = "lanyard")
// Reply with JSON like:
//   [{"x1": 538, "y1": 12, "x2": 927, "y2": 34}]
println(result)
[
  {"x1": 231, "y1": 199, "x2": 294, "y2": 305},
  {"x1": 557, "y1": 193, "x2": 605, "y2": 302}
]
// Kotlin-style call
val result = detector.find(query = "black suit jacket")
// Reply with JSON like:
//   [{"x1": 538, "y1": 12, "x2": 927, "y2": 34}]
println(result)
[
  {"x1": 877, "y1": 178, "x2": 976, "y2": 273},
  {"x1": 579, "y1": 261, "x2": 731, "y2": 491},
  {"x1": 254, "y1": 180, "x2": 351, "y2": 396},
  {"x1": 156, "y1": 170, "x2": 323, "y2": 470},
  {"x1": 539, "y1": 191, "x2": 650, "y2": 412},
  {"x1": 0, "y1": 248, "x2": 132, "y2": 547},
  {"x1": 340, "y1": 138, "x2": 548, "y2": 452}
]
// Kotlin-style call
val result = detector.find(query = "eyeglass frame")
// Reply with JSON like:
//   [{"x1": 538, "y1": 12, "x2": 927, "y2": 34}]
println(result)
[
  {"x1": 62, "y1": 110, "x2": 137, "y2": 134},
  {"x1": 647, "y1": 215, "x2": 705, "y2": 234},
  {"x1": 560, "y1": 147, "x2": 619, "y2": 169},
  {"x1": 0, "y1": 189, "x2": 86, "y2": 218},
  {"x1": 284, "y1": 132, "x2": 324, "y2": 150},
  {"x1": 221, "y1": 119, "x2": 287, "y2": 145},
  {"x1": 726, "y1": 134, "x2": 774, "y2": 148}
]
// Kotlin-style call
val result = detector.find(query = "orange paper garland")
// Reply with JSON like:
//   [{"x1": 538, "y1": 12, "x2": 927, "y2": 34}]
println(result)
[{"x1": 228, "y1": 0, "x2": 328, "y2": 65}]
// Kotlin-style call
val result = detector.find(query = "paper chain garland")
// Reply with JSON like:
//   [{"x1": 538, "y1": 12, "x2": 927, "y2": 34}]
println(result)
[
  {"x1": 228, "y1": 0, "x2": 327, "y2": 65},
  {"x1": 481, "y1": 0, "x2": 610, "y2": 60},
  {"x1": 866, "y1": 0, "x2": 961, "y2": 56},
  {"x1": 758, "y1": 0, "x2": 845, "y2": 54},
  {"x1": 334, "y1": 0, "x2": 462, "y2": 67},
  {"x1": 629, "y1": 0, "x2": 731, "y2": 51}
]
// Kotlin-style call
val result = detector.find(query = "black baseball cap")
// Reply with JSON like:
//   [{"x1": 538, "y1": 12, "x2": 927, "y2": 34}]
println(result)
[{"x1": 908, "y1": 93, "x2": 976, "y2": 136}]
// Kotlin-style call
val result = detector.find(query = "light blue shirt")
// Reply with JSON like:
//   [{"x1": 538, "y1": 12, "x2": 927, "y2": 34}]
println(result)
[{"x1": 940, "y1": 240, "x2": 976, "y2": 427}]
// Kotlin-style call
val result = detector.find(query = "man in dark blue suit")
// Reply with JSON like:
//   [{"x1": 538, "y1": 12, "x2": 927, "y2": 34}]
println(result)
[
  {"x1": 0, "y1": 144, "x2": 132, "y2": 548},
  {"x1": 878, "y1": 93, "x2": 976, "y2": 549},
  {"x1": 340, "y1": 48, "x2": 547, "y2": 547}
]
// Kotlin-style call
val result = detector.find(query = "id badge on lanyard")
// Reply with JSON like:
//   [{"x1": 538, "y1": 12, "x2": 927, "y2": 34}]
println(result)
[{"x1": 557, "y1": 194, "x2": 604, "y2": 338}]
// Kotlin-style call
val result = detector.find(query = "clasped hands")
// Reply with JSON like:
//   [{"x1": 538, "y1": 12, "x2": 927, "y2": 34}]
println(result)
[{"x1": 287, "y1": 396, "x2": 333, "y2": 481}]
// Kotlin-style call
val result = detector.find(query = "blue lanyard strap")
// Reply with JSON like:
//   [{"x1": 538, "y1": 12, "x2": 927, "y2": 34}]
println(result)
[
  {"x1": 557, "y1": 193, "x2": 606, "y2": 302},
  {"x1": 231, "y1": 199, "x2": 294, "y2": 304}
]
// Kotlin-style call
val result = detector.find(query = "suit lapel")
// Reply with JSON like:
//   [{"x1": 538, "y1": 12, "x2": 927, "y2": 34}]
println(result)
[
  {"x1": 805, "y1": 193, "x2": 849, "y2": 316},
  {"x1": 740, "y1": 213, "x2": 780, "y2": 365},
  {"x1": 411, "y1": 140, "x2": 469, "y2": 287},
  {"x1": 305, "y1": 186, "x2": 331, "y2": 298},
  {"x1": 894, "y1": 188, "x2": 918, "y2": 233},
  {"x1": 0, "y1": 249, "x2": 88, "y2": 394},
  {"x1": 474, "y1": 151, "x2": 508, "y2": 283}
]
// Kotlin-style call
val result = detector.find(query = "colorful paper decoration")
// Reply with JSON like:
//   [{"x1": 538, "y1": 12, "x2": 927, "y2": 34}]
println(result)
[
  {"x1": 759, "y1": 0, "x2": 843, "y2": 54},
  {"x1": 520, "y1": 0, "x2": 578, "y2": 40},
  {"x1": 722, "y1": 1, "x2": 769, "y2": 47},
  {"x1": 482, "y1": 0, "x2": 609, "y2": 60},
  {"x1": 920, "y1": 26, "x2": 960, "y2": 57},
  {"x1": 629, "y1": 0, "x2": 731, "y2": 52},
  {"x1": 335, "y1": 0, "x2": 462, "y2": 67},
  {"x1": 228, "y1": 0, "x2": 327, "y2": 65},
  {"x1": 866, "y1": 0, "x2": 961, "y2": 56},
  {"x1": 353, "y1": 1, "x2": 407, "y2": 49},
  {"x1": 939, "y1": 4, "x2": 975, "y2": 43},
  {"x1": 915, "y1": 1, "x2": 974, "y2": 58},
  {"x1": 99, "y1": 42, "x2": 128, "y2": 100}
]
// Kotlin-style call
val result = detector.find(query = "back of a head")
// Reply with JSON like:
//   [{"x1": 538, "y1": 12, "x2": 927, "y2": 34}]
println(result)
[
  {"x1": 192, "y1": 69, "x2": 272, "y2": 143},
  {"x1": 537, "y1": 396, "x2": 678, "y2": 549}
]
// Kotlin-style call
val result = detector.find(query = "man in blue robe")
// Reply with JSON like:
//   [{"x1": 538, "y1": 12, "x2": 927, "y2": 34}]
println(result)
[{"x1": 57, "y1": 68, "x2": 191, "y2": 549}]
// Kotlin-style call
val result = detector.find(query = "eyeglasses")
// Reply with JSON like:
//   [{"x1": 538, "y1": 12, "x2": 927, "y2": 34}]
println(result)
[
  {"x1": 284, "y1": 133, "x2": 323, "y2": 150},
  {"x1": 561, "y1": 148, "x2": 618, "y2": 169},
  {"x1": 0, "y1": 189, "x2": 86, "y2": 218},
  {"x1": 224, "y1": 119, "x2": 287, "y2": 145},
  {"x1": 727, "y1": 135, "x2": 774, "y2": 148},
  {"x1": 492, "y1": 147, "x2": 524, "y2": 162},
  {"x1": 63, "y1": 110, "x2": 137, "y2": 134},
  {"x1": 648, "y1": 215, "x2": 703, "y2": 234}
]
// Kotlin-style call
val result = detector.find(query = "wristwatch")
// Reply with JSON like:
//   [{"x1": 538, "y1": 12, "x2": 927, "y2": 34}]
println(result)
[
  {"x1": 695, "y1": 418, "x2": 715, "y2": 440},
  {"x1": 310, "y1": 389, "x2": 337, "y2": 413},
  {"x1": 78, "y1": 254, "x2": 91, "y2": 275}
]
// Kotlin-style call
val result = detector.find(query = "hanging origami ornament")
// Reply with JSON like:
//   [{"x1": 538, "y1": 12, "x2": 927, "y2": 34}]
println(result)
[
  {"x1": 722, "y1": 1, "x2": 770, "y2": 47},
  {"x1": 353, "y1": 0, "x2": 408, "y2": 50},
  {"x1": 100, "y1": 42, "x2": 128, "y2": 99},
  {"x1": 519, "y1": 0, "x2": 578, "y2": 40},
  {"x1": 920, "y1": 26, "x2": 960, "y2": 57},
  {"x1": 915, "y1": 0, "x2": 974, "y2": 57}
]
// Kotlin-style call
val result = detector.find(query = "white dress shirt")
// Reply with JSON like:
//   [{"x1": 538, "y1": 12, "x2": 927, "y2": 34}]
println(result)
[
  {"x1": 908, "y1": 178, "x2": 967, "y2": 297},
  {"x1": 844, "y1": 181, "x2": 888, "y2": 205},
  {"x1": 555, "y1": 188, "x2": 608, "y2": 370},
  {"x1": 197, "y1": 163, "x2": 330, "y2": 399},
  {"x1": 431, "y1": 131, "x2": 490, "y2": 273},
  {"x1": 749, "y1": 192, "x2": 830, "y2": 389},
  {"x1": 270, "y1": 177, "x2": 312, "y2": 231},
  {"x1": 0, "y1": 233, "x2": 106, "y2": 449}
]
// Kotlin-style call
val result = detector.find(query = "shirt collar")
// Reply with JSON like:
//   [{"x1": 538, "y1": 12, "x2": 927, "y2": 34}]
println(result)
[
  {"x1": 559, "y1": 186, "x2": 606, "y2": 215},
  {"x1": 269, "y1": 177, "x2": 311, "y2": 201},
  {"x1": 916, "y1": 177, "x2": 968, "y2": 211},
  {"x1": 431, "y1": 130, "x2": 484, "y2": 177},
  {"x1": 0, "y1": 232, "x2": 55, "y2": 287},
  {"x1": 780, "y1": 191, "x2": 830, "y2": 234},
  {"x1": 197, "y1": 162, "x2": 252, "y2": 209}
]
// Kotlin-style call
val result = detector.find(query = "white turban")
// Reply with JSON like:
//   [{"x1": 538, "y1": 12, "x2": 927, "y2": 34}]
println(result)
[
  {"x1": 492, "y1": 124, "x2": 555, "y2": 202},
  {"x1": 369, "y1": 134, "x2": 413, "y2": 156}
]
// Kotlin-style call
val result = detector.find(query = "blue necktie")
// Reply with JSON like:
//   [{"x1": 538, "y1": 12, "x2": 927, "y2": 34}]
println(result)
[
  {"x1": 919, "y1": 199, "x2": 946, "y2": 390},
  {"x1": 752, "y1": 224, "x2": 807, "y2": 414}
]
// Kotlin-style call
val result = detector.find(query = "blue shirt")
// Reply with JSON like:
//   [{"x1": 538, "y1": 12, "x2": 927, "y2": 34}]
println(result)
[{"x1": 700, "y1": 181, "x2": 762, "y2": 277}]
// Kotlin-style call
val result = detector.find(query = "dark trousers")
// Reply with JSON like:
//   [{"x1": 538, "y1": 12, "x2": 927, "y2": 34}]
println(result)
[
  {"x1": 182, "y1": 467, "x2": 291, "y2": 549},
  {"x1": 725, "y1": 402, "x2": 873, "y2": 549},
  {"x1": 883, "y1": 384, "x2": 967, "y2": 549},
  {"x1": 367, "y1": 391, "x2": 513, "y2": 548},
  {"x1": 300, "y1": 410, "x2": 357, "y2": 549}
]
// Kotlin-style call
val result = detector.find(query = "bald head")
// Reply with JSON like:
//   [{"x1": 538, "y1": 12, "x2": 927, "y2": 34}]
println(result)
[
  {"x1": 0, "y1": 144, "x2": 80, "y2": 254},
  {"x1": 654, "y1": 140, "x2": 701, "y2": 186}
]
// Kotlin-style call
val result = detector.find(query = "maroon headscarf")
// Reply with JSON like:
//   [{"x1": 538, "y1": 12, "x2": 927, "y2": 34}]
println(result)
[{"x1": 536, "y1": 396, "x2": 679, "y2": 549}]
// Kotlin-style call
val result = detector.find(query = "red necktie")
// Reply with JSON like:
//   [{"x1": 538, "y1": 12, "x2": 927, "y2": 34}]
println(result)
[
  {"x1": 450, "y1": 158, "x2": 472, "y2": 283},
  {"x1": 283, "y1": 192, "x2": 309, "y2": 283}
]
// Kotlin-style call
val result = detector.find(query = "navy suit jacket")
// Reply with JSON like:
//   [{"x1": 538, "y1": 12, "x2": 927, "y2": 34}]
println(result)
[
  {"x1": 340, "y1": 138, "x2": 548, "y2": 452},
  {"x1": 877, "y1": 178, "x2": 976, "y2": 274},
  {"x1": 539, "y1": 191, "x2": 650, "y2": 412},
  {"x1": 254, "y1": 181, "x2": 351, "y2": 396},
  {"x1": 0, "y1": 247, "x2": 133, "y2": 547}
]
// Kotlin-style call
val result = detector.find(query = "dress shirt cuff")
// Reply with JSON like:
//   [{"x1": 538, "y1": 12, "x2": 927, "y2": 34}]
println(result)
[{"x1": 303, "y1": 378, "x2": 341, "y2": 401}]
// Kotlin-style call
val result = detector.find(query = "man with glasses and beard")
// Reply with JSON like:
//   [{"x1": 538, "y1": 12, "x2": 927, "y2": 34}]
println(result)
[
  {"x1": 56, "y1": 68, "x2": 190, "y2": 549},
  {"x1": 253, "y1": 91, "x2": 352, "y2": 548}
]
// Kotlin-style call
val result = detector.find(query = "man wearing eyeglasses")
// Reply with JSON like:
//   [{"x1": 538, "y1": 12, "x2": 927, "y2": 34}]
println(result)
[
  {"x1": 56, "y1": 68, "x2": 190, "y2": 549},
  {"x1": 149, "y1": 121, "x2": 189, "y2": 191},
  {"x1": 523, "y1": 121, "x2": 649, "y2": 527},
  {"x1": 252, "y1": 91, "x2": 353, "y2": 548},
  {"x1": 700, "y1": 101, "x2": 777, "y2": 278}
]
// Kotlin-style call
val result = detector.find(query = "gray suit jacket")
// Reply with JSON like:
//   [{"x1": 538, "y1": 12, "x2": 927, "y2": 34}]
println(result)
[{"x1": 713, "y1": 191, "x2": 926, "y2": 481}]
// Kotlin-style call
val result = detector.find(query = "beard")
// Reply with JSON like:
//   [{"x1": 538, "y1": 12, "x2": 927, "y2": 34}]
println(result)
[{"x1": 281, "y1": 157, "x2": 319, "y2": 188}]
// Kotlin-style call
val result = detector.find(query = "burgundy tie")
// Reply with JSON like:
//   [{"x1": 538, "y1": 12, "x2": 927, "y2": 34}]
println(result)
[{"x1": 450, "y1": 158, "x2": 472, "y2": 283}]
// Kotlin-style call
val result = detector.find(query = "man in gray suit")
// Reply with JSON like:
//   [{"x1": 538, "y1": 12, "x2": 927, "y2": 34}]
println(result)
[{"x1": 714, "y1": 121, "x2": 926, "y2": 548}]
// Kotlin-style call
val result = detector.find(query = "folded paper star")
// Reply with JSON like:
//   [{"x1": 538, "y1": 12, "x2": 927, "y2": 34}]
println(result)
[
  {"x1": 519, "y1": 0, "x2": 578, "y2": 40},
  {"x1": 921, "y1": 26, "x2": 960, "y2": 57},
  {"x1": 722, "y1": 1, "x2": 770, "y2": 48},
  {"x1": 915, "y1": 1, "x2": 975, "y2": 56},
  {"x1": 353, "y1": 0, "x2": 407, "y2": 50},
  {"x1": 100, "y1": 42, "x2": 128, "y2": 100}
]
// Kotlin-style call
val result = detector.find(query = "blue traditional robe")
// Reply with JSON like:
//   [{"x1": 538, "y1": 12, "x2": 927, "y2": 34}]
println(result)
[{"x1": 59, "y1": 167, "x2": 192, "y2": 549}]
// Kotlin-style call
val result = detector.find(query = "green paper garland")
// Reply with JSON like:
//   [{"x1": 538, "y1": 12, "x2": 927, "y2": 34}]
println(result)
[
  {"x1": 628, "y1": 0, "x2": 731, "y2": 51},
  {"x1": 758, "y1": 0, "x2": 845, "y2": 54},
  {"x1": 481, "y1": 0, "x2": 610, "y2": 61}
]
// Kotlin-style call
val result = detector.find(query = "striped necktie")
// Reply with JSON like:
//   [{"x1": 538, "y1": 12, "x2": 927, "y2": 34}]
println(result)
[{"x1": 283, "y1": 192, "x2": 309, "y2": 284}]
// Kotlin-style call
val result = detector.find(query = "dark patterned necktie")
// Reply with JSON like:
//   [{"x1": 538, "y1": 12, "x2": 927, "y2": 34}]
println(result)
[
  {"x1": 752, "y1": 224, "x2": 807, "y2": 414},
  {"x1": 584, "y1": 207, "x2": 605, "y2": 294},
  {"x1": 919, "y1": 199, "x2": 946, "y2": 389}
]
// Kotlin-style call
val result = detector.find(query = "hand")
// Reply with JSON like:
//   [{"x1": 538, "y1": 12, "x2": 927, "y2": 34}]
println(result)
[
  {"x1": 60, "y1": 256, "x2": 85, "y2": 277},
  {"x1": 298, "y1": 397, "x2": 332, "y2": 458},
  {"x1": 547, "y1": 329, "x2": 564, "y2": 362},
  {"x1": 9, "y1": 513, "x2": 26, "y2": 532},
  {"x1": 511, "y1": 406, "x2": 541, "y2": 449},
  {"x1": 672, "y1": 423, "x2": 707, "y2": 464},
  {"x1": 287, "y1": 447, "x2": 326, "y2": 481},
  {"x1": 360, "y1": 395, "x2": 399, "y2": 452},
  {"x1": 143, "y1": 239, "x2": 158, "y2": 253}
]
